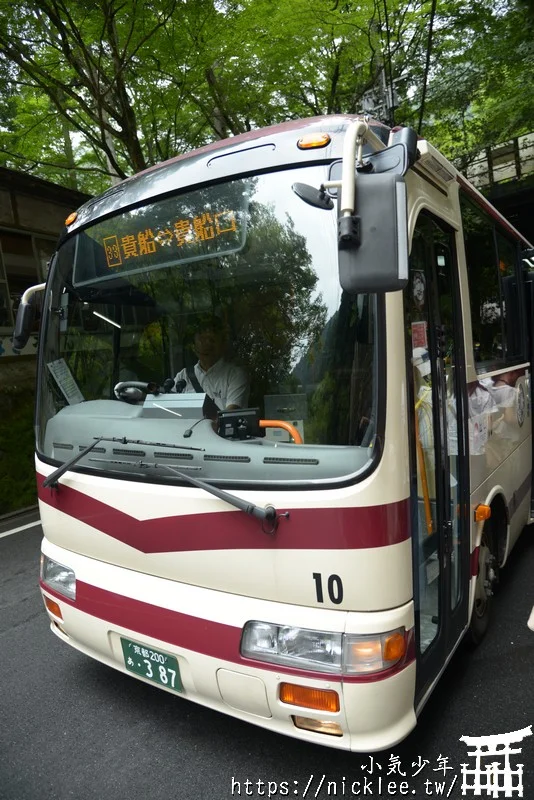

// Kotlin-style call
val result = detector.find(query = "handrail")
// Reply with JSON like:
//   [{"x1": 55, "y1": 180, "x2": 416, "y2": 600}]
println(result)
[
  {"x1": 415, "y1": 387, "x2": 433, "y2": 535},
  {"x1": 259, "y1": 419, "x2": 303, "y2": 444}
]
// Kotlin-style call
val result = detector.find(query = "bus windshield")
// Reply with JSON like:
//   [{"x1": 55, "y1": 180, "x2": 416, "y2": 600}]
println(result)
[{"x1": 37, "y1": 165, "x2": 380, "y2": 486}]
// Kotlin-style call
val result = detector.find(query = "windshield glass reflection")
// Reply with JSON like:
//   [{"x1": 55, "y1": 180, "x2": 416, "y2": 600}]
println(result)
[{"x1": 37, "y1": 165, "x2": 380, "y2": 486}]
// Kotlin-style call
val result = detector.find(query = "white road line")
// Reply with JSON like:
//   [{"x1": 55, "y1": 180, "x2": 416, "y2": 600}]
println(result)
[{"x1": 0, "y1": 521, "x2": 41, "y2": 538}]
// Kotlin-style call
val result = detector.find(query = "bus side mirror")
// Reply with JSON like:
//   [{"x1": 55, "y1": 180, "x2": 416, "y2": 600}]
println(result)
[
  {"x1": 12, "y1": 282, "x2": 45, "y2": 354},
  {"x1": 12, "y1": 302, "x2": 36, "y2": 354},
  {"x1": 338, "y1": 172, "x2": 409, "y2": 294}
]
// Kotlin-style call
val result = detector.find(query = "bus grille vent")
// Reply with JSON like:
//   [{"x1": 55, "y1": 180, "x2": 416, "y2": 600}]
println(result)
[
  {"x1": 203, "y1": 454, "x2": 251, "y2": 462},
  {"x1": 263, "y1": 457, "x2": 319, "y2": 465},
  {"x1": 78, "y1": 445, "x2": 106, "y2": 453},
  {"x1": 112, "y1": 448, "x2": 146, "y2": 456},
  {"x1": 154, "y1": 451, "x2": 194, "y2": 460},
  {"x1": 53, "y1": 442, "x2": 74, "y2": 450}
]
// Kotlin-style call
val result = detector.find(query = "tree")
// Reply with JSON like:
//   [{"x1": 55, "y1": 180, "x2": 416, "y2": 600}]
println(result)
[
  {"x1": 395, "y1": 0, "x2": 534, "y2": 165},
  {"x1": 0, "y1": 1, "x2": 185, "y2": 178},
  {"x1": 0, "y1": 0, "x2": 531, "y2": 191}
]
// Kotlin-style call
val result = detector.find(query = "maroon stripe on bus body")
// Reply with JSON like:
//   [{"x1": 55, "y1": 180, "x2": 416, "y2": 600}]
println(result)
[
  {"x1": 470, "y1": 546, "x2": 480, "y2": 577},
  {"x1": 36, "y1": 475, "x2": 410, "y2": 553},
  {"x1": 41, "y1": 580, "x2": 415, "y2": 684}
]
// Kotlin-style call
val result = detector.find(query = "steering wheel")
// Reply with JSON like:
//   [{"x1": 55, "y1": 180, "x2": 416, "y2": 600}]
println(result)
[{"x1": 114, "y1": 381, "x2": 159, "y2": 403}]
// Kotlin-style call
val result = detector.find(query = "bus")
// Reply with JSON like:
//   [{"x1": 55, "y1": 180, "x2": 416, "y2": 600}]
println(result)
[{"x1": 14, "y1": 115, "x2": 534, "y2": 752}]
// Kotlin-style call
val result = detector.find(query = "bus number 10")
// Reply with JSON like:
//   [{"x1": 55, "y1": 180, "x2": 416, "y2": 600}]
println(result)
[{"x1": 312, "y1": 573, "x2": 343, "y2": 605}]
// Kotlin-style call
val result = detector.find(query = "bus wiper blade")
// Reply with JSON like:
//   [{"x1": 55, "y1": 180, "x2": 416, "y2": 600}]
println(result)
[
  {"x1": 43, "y1": 438, "x2": 104, "y2": 489},
  {"x1": 98, "y1": 436, "x2": 204, "y2": 452},
  {"x1": 88, "y1": 457, "x2": 202, "y2": 473},
  {"x1": 145, "y1": 462, "x2": 289, "y2": 534},
  {"x1": 43, "y1": 436, "x2": 205, "y2": 490}
]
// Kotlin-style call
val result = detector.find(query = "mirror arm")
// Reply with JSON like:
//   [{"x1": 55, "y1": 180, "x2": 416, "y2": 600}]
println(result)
[
  {"x1": 322, "y1": 180, "x2": 341, "y2": 191},
  {"x1": 12, "y1": 282, "x2": 46, "y2": 353},
  {"x1": 339, "y1": 120, "x2": 385, "y2": 218},
  {"x1": 337, "y1": 120, "x2": 386, "y2": 249},
  {"x1": 21, "y1": 282, "x2": 46, "y2": 305}
]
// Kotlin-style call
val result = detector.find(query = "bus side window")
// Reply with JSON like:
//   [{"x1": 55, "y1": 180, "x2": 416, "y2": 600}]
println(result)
[{"x1": 460, "y1": 192, "x2": 526, "y2": 372}]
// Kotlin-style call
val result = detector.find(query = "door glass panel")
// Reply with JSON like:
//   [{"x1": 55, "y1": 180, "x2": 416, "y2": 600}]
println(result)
[
  {"x1": 434, "y1": 240, "x2": 461, "y2": 609},
  {"x1": 407, "y1": 225, "x2": 439, "y2": 653},
  {"x1": 407, "y1": 215, "x2": 463, "y2": 653}
]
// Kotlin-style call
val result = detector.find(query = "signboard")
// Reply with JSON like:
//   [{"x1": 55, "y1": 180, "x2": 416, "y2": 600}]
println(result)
[
  {"x1": 73, "y1": 180, "x2": 251, "y2": 288},
  {"x1": 47, "y1": 358, "x2": 85, "y2": 405},
  {"x1": 411, "y1": 320, "x2": 428, "y2": 349}
]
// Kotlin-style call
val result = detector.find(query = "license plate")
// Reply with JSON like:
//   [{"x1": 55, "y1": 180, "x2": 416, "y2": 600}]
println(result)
[{"x1": 120, "y1": 637, "x2": 183, "y2": 692}]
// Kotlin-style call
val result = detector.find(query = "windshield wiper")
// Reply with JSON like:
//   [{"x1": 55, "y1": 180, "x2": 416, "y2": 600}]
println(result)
[
  {"x1": 98, "y1": 436, "x2": 204, "y2": 452},
  {"x1": 43, "y1": 438, "x2": 104, "y2": 488},
  {"x1": 42, "y1": 437, "x2": 289, "y2": 534},
  {"x1": 143, "y1": 462, "x2": 289, "y2": 534},
  {"x1": 43, "y1": 436, "x2": 204, "y2": 489}
]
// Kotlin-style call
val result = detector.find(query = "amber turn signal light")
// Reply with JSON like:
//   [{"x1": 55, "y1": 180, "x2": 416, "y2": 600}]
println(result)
[
  {"x1": 297, "y1": 133, "x2": 331, "y2": 150},
  {"x1": 279, "y1": 683, "x2": 339, "y2": 712},
  {"x1": 382, "y1": 631, "x2": 406, "y2": 662},
  {"x1": 44, "y1": 596, "x2": 63, "y2": 620},
  {"x1": 474, "y1": 504, "x2": 491, "y2": 522}
]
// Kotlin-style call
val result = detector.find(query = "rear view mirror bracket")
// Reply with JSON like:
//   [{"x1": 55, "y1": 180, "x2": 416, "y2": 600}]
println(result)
[
  {"x1": 12, "y1": 282, "x2": 46, "y2": 354},
  {"x1": 338, "y1": 215, "x2": 361, "y2": 248}
]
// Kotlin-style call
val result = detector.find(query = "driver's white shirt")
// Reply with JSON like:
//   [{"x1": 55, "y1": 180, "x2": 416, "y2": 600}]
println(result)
[{"x1": 174, "y1": 358, "x2": 249, "y2": 410}]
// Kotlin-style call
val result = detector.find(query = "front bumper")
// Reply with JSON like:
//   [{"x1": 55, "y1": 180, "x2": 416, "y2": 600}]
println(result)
[{"x1": 40, "y1": 537, "x2": 417, "y2": 752}]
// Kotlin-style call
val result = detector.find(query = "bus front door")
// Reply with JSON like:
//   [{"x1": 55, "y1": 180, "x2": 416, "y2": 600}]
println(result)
[{"x1": 406, "y1": 212, "x2": 470, "y2": 706}]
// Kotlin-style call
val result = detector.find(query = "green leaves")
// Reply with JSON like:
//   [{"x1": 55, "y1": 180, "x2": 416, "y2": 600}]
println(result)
[
  {"x1": 397, "y1": 0, "x2": 534, "y2": 163},
  {"x1": 0, "y1": 0, "x2": 530, "y2": 191}
]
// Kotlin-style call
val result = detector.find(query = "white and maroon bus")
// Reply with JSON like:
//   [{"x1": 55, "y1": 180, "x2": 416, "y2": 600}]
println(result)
[{"x1": 14, "y1": 115, "x2": 534, "y2": 751}]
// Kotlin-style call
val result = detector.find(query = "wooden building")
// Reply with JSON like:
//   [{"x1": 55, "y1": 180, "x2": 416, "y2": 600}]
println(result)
[
  {"x1": 0, "y1": 168, "x2": 90, "y2": 516},
  {"x1": 0, "y1": 167, "x2": 90, "y2": 357}
]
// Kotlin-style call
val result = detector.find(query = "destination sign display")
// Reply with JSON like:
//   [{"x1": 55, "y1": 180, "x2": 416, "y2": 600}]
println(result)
[
  {"x1": 73, "y1": 180, "x2": 250, "y2": 287},
  {"x1": 102, "y1": 209, "x2": 238, "y2": 269}
]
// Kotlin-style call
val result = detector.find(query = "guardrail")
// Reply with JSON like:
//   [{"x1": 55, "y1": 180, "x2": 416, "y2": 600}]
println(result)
[{"x1": 464, "y1": 132, "x2": 534, "y2": 190}]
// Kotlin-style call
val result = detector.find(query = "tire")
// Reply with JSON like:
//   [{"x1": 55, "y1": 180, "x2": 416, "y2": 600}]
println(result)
[{"x1": 467, "y1": 522, "x2": 497, "y2": 646}]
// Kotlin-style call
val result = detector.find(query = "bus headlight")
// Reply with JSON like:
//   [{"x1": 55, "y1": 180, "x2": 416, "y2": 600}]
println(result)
[
  {"x1": 241, "y1": 622, "x2": 342, "y2": 673},
  {"x1": 40, "y1": 554, "x2": 76, "y2": 600},
  {"x1": 241, "y1": 622, "x2": 406, "y2": 675}
]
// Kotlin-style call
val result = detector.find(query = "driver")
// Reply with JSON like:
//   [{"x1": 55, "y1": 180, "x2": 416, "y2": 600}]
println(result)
[{"x1": 173, "y1": 318, "x2": 249, "y2": 413}]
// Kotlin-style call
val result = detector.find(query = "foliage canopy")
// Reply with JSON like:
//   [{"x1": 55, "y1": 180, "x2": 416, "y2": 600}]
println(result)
[{"x1": 0, "y1": 0, "x2": 532, "y2": 192}]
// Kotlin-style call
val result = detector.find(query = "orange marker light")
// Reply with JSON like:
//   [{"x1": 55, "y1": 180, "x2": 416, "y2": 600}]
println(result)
[
  {"x1": 280, "y1": 683, "x2": 339, "y2": 712},
  {"x1": 65, "y1": 211, "x2": 78, "y2": 226},
  {"x1": 474, "y1": 504, "x2": 491, "y2": 522},
  {"x1": 44, "y1": 596, "x2": 63, "y2": 620},
  {"x1": 297, "y1": 133, "x2": 331, "y2": 150},
  {"x1": 383, "y1": 631, "x2": 406, "y2": 662}
]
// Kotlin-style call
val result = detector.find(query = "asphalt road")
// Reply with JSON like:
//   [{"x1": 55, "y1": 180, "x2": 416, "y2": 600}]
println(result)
[{"x1": 1, "y1": 519, "x2": 534, "y2": 800}]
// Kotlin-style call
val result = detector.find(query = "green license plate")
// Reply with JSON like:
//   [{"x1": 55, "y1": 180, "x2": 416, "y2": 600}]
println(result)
[{"x1": 120, "y1": 637, "x2": 183, "y2": 692}]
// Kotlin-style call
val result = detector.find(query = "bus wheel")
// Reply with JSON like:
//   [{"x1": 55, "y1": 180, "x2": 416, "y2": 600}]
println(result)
[{"x1": 468, "y1": 525, "x2": 497, "y2": 646}]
